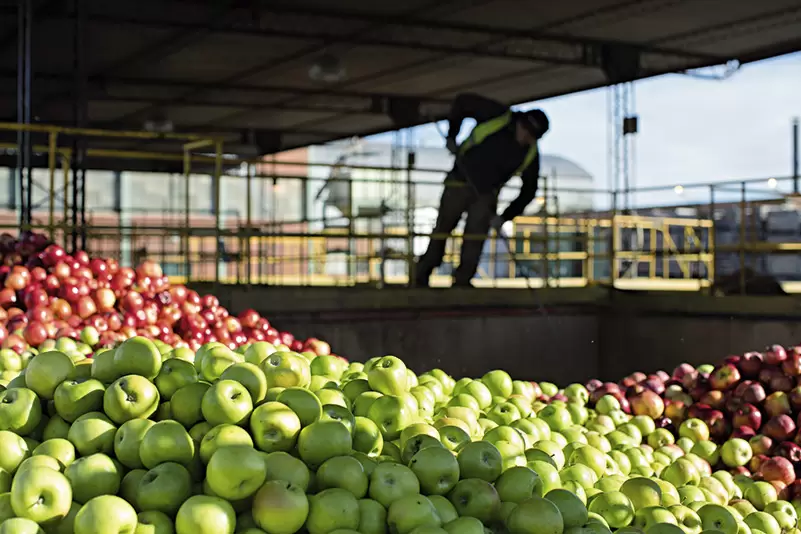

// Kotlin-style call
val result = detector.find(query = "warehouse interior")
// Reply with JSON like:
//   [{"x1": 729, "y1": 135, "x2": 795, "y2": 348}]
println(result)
[{"x1": 3, "y1": 0, "x2": 801, "y2": 370}]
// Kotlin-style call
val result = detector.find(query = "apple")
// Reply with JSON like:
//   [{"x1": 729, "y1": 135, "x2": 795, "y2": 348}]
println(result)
[
  {"x1": 134, "y1": 510, "x2": 174, "y2": 534},
  {"x1": 31, "y1": 438, "x2": 75, "y2": 470},
  {"x1": 0, "y1": 517, "x2": 45, "y2": 533},
  {"x1": 316, "y1": 455, "x2": 369, "y2": 498},
  {"x1": 403, "y1": 444, "x2": 458, "y2": 496},
  {"x1": 759, "y1": 457, "x2": 795, "y2": 485},
  {"x1": 139, "y1": 420, "x2": 195, "y2": 469},
  {"x1": 709, "y1": 364, "x2": 741, "y2": 390},
  {"x1": 103, "y1": 375, "x2": 160, "y2": 424},
  {"x1": 205, "y1": 444, "x2": 266, "y2": 500},
  {"x1": 154, "y1": 358, "x2": 198, "y2": 401},
  {"x1": 358, "y1": 498, "x2": 388, "y2": 534},
  {"x1": 765, "y1": 392, "x2": 792, "y2": 418},
  {"x1": 367, "y1": 356, "x2": 409, "y2": 396},
  {"x1": 198, "y1": 423, "x2": 253, "y2": 464},
  {"x1": 678, "y1": 418, "x2": 709, "y2": 442},
  {"x1": 697, "y1": 503, "x2": 738, "y2": 534},
  {"x1": 619, "y1": 477, "x2": 662, "y2": 511},
  {"x1": 744, "y1": 511, "x2": 782, "y2": 534},
  {"x1": 765, "y1": 415, "x2": 797, "y2": 441},
  {"x1": 305, "y1": 488, "x2": 360, "y2": 534},
  {"x1": 297, "y1": 420, "x2": 352, "y2": 469},
  {"x1": 260, "y1": 352, "x2": 310, "y2": 389},
  {"x1": 367, "y1": 395, "x2": 413, "y2": 441},
  {"x1": 745, "y1": 481, "x2": 779, "y2": 510},
  {"x1": 113, "y1": 419, "x2": 155, "y2": 470},
  {"x1": 0, "y1": 387, "x2": 42, "y2": 435},
  {"x1": 170, "y1": 383, "x2": 211, "y2": 428},
  {"x1": 199, "y1": 346, "x2": 241, "y2": 383},
  {"x1": 200, "y1": 379, "x2": 252, "y2": 427},
  {"x1": 368, "y1": 462, "x2": 419, "y2": 508},
  {"x1": 249, "y1": 401, "x2": 301, "y2": 453},
  {"x1": 721, "y1": 438, "x2": 754, "y2": 468},
  {"x1": 387, "y1": 494, "x2": 442, "y2": 534},
  {"x1": 10, "y1": 465, "x2": 73, "y2": 526},
  {"x1": 136, "y1": 462, "x2": 192, "y2": 516},
  {"x1": 251, "y1": 480, "x2": 309, "y2": 534},
  {"x1": 113, "y1": 337, "x2": 162, "y2": 380},
  {"x1": 218, "y1": 363, "x2": 267, "y2": 405},
  {"x1": 175, "y1": 494, "x2": 236, "y2": 534},
  {"x1": 447, "y1": 478, "x2": 500, "y2": 525},
  {"x1": 24, "y1": 351, "x2": 75, "y2": 400}
]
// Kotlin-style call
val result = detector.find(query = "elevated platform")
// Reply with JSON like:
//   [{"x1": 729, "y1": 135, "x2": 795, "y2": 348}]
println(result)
[{"x1": 190, "y1": 284, "x2": 801, "y2": 383}]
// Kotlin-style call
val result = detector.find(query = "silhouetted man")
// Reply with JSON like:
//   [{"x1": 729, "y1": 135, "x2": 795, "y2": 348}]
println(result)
[{"x1": 415, "y1": 93, "x2": 550, "y2": 288}]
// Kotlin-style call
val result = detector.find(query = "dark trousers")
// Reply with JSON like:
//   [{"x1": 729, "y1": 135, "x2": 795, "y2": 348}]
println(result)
[{"x1": 415, "y1": 177, "x2": 498, "y2": 287}]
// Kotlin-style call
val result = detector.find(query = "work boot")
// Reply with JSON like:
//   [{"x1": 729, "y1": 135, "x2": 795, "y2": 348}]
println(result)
[{"x1": 451, "y1": 279, "x2": 474, "y2": 289}]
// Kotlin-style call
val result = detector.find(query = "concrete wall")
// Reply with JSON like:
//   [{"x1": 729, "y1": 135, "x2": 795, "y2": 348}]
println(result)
[{"x1": 192, "y1": 284, "x2": 801, "y2": 383}]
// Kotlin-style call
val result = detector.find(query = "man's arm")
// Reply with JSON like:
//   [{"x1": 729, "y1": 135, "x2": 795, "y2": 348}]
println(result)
[
  {"x1": 447, "y1": 93, "x2": 508, "y2": 140},
  {"x1": 500, "y1": 154, "x2": 540, "y2": 221}
]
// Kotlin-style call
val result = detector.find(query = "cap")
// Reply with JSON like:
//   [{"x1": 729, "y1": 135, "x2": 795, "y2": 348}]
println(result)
[{"x1": 520, "y1": 109, "x2": 549, "y2": 138}]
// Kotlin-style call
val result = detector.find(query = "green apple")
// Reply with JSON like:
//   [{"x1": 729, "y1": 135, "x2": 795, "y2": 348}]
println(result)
[
  {"x1": 316, "y1": 455, "x2": 369, "y2": 498},
  {"x1": 358, "y1": 498, "x2": 387, "y2": 534},
  {"x1": 662, "y1": 457, "x2": 701, "y2": 487},
  {"x1": 200, "y1": 346, "x2": 242, "y2": 383},
  {"x1": 10, "y1": 466, "x2": 72, "y2": 525},
  {"x1": 249, "y1": 401, "x2": 301, "y2": 453},
  {"x1": 113, "y1": 419, "x2": 155, "y2": 470},
  {"x1": 538, "y1": 404, "x2": 573, "y2": 432},
  {"x1": 72, "y1": 494, "x2": 137, "y2": 533},
  {"x1": 32, "y1": 438, "x2": 75, "y2": 470},
  {"x1": 199, "y1": 424, "x2": 253, "y2": 464},
  {"x1": 352, "y1": 416, "x2": 383, "y2": 457},
  {"x1": 53, "y1": 378, "x2": 105, "y2": 422},
  {"x1": 495, "y1": 465, "x2": 543, "y2": 503},
  {"x1": 690, "y1": 441, "x2": 719, "y2": 466},
  {"x1": 0, "y1": 430, "x2": 30, "y2": 475},
  {"x1": 443, "y1": 516, "x2": 484, "y2": 534},
  {"x1": 669, "y1": 504, "x2": 703, "y2": 534},
  {"x1": 201, "y1": 380, "x2": 253, "y2": 427},
  {"x1": 113, "y1": 337, "x2": 162, "y2": 380},
  {"x1": 481, "y1": 370, "x2": 513, "y2": 398},
  {"x1": 189, "y1": 422, "x2": 213, "y2": 444},
  {"x1": 620, "y1": 477, "x2": 663, "y2": 511},
  {"x1": 720, "y1": 439, "x2": 753, "y2": 468},
  {"x1": 42, "y1": 415, "x2": 70, "y2": 441},
  {"x1": 252, "y1": 480, "x2": 309, "y2": 534},
  {"x1": 453, "y1": 379, "x2": 492, "y2": 410},
  {"x1": 648, "y1": 429, "x2": 675, "y2": 449},
  {"x1": 367, "y1": 395, "x2": 413, "y2": 441},
  {"x1": 310, "y1": 355, "x2": 346, "y2": 379},
  {"x1": 697, "y1": 503, "x2": 739, "y2": 534},
  {"x1": 137, "y1": 462, "x2": 193, "y2": 515},
  {"x1": 67, "y1": 412, "x2": 117, "y2": 456},
  {"x1": 24, "y1": 351, "x2": 75, "y2": 400},
  {"x1": 342, "y1": 379, "x2": 371, "y2": 404},
  {"x1": 103, "y1": 375, "x2": 160, "y2": 424},
  {"x1": 744, "y1": 511, "x2": 781, "y2": 534},
  {"x1": 64, "y1": 453, "x2": 120, "y2": 504},
  {"x1": 193, "y1": 343, "x2": 224, "y2": 375},
  {"x1": 409, "y1": 445, "x2": 459, "y2": 496},
  {"x1": 154, "y1": 358, "x2": 198, "y2": 400},
  {"x1": 139, "y1": 420, "x2": 195, "y2": 468},
  {"x1": 276, "y1": 387, "x2": 322, "y2": 427},
  {"x1": 175, "y1": 495, "x2": 236, "y2": 534},
  {"x1": 219, "y1": 363, "x2": 267, "y2": 404},
  {"x1": 259, "y1": 352, "x2": 311, "y2": 389},
  {"x1": 353, "y1": 391, "x2": 382, "y2": 418},
  {"x1": 744, "y1": 482, "x2": 778, "y2": 511},
  {"x1": 262, "y1": 451, "x2": 310, "y2": 491},
  {"x1": 319, "y1": 404, "x2": 355, "y2": 434},
  {"x1": 427, "y1": 495, "x2": 457, "y2": 525},
  {"x1": 119, "y1": 469, "x2": 146, "y2": 510},
  {"x1": 206, "y1": 445, "x2": 266, "y2": 500},
  {"x1": 243, "y1": 342, "x2": 276, "y2": 366},
  {"x1": 367, "y1": 356, "x2": 408, "y2": 396},
  {"x1": 632, "y1": 506, "x2": 678, "y2": 530},
  {"x1": 170, "y1": 382, "x2": 211, "y2": 428},
  {"x1": 456, "y1": 441, "x2": 502, "y2": 482},
  {"x1": 568, "y1": 445, "x2": 608, "y2": 478},
  {"x1": 448, "y1": 478, "x2": 501, "y2": 525},
  {"x1": 679, "y1": 419, "x2": 710, "y2": 442},
  {"x1": 387, "y1": 494, "x2": 442, "y2": 534},
  {"x1": 306, "y1": 488, "x2": 360, "y2": 534},
  {"x1": 0, "y1": 493, "x2": 13, "y2": 523},
  {"x1": 16, "y1": 455, "x2": 60, "y2": 474},
  {"x1": 369, "y1": 463, "x2": 420, "y2": 508},
  {"x1": 588, "y1": 491, "x2": 635, "y2": 528},
  {"x1": 134, "y1": 510, "x2": 174, "y2": 534},
  {"x1": 507, "y1": 495, "x2": 564, "y2": 534},
  {"x1": 90, "y1": 349, "x2": 118, "y2": 384},
  {"x1": 297, "y1": 420, "x2": 352, "y2": 469},
  {"x1": 0, "y1": 517, "x2": 44, "y2": 533},
  {"x1": 545, "y1": 488, "x2": 588, "y2": 528},
  {"x1": 401, "y1": 434, "x2": 441, "y2": 465},
  {"x1": 0, "y1": 387, "x2": 42, "y2": 435}
]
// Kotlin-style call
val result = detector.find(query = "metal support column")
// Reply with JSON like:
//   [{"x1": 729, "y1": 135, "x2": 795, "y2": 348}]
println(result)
[
  {"x1": 70, "y1": 0, "x2": 87, "y2": 253},
  {"x1": 793, "y1": 117, "x2": 799, "y2": 194},
  {"x1": 17, "y1": 0, "x2": 33, "y2": 229}
]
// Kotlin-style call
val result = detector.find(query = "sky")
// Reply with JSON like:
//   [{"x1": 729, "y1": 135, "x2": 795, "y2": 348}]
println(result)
[{"x1": 369, "y1": 52, "x2": 801, "y2": 205}]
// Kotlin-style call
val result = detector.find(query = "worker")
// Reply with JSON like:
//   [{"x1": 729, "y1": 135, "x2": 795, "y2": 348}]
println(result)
[{"x1": 414, "y1": 93, "x2": 550, "y2": 288}]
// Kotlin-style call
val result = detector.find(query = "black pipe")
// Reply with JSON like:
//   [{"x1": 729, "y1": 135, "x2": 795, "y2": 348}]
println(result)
[
  {"x1": 70, "y1": 0, "x2": 86, "y2": 252},
  {"x1": 23, "y1": 0, "x2": 32, "y2": 229}
]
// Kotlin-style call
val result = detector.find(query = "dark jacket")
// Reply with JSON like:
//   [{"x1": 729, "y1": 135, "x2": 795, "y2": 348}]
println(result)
[{"x1": 447, "y1": 93, "x2": 541, "y2": 221}]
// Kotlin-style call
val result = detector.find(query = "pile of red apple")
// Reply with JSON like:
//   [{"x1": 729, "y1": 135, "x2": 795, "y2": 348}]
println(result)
[
  {"x1": 0, "y1": 231, "x2": 331, "y2": 359},
  {"x1": 585, "y1": 348, "x2": 801, "y2": 490}
]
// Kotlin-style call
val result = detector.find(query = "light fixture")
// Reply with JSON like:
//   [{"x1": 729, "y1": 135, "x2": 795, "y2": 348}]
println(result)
[
  {"x1": 673, "y1": 185, "x2": 684, "y2": 195},
  {"x1": 309, "y1": 53, "x2": 346, "y2": 83},
  {"x1": 768, "y1": 178, "x2": 778, "y2": 189}
]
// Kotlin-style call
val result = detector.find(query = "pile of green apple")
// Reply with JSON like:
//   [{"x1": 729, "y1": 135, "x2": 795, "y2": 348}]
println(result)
[{"x1": 0, "y1": 336, "x2": 798, "y2": 534}]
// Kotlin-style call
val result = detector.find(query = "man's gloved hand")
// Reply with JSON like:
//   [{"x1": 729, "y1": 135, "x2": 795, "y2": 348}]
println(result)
[
  {"x1": 490, "y1": 215, "x2": 505, "y2": 233},
  {"x1": 445, "y1": 137, "x2": 459, "y2": 155}
]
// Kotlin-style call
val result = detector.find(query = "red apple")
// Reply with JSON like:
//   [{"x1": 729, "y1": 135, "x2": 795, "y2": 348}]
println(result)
[
  {"x1": 732, "y1": 403, "x2": 763, "y2": 431},
  {"x1": 749, "y1": 435, "x2": 773, "y2": 456},
  {"x1": 759, "y1": 456, "x2": 795, "y2": 485},
  {"x1": 709, "y1": 364, "x2": 741, "y2": 390},
  {"x1": 700, "y1": 390, "x2": 726, "y2": 410},
  {"x1": 23, "y1": 321, "x2": 47, "y2": 347},
  {"x1": 765, "y1": 345, "x2": 788, "y2": 366},
  {"x1": 733, "y1": 426, "x2": 757, "y2": 440},
  {"x1": 764, "y1": 415, "x2": 797, "y2": 442},
  {"x1": 749, "y1": 454, "x2": 770, "y2": 473},
  {"x1": 742, "y1": 382, "x2": 767, "y2": 405}
]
